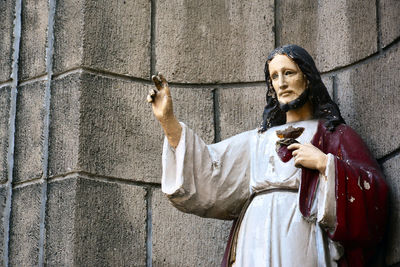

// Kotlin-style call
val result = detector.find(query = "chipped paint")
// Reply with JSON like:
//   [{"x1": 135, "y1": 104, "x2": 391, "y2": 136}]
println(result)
[{"x1": 363, "y1": 180, "x2": 370, "y2": 190}]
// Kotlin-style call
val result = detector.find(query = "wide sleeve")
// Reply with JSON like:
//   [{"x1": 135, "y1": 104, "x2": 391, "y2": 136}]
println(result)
[
  {"x1": 328, "y1": 125, "x2": 388, "y2": 247},
  {"x1": 162, "y1": 123, "x2": 252, "y2": 220}
]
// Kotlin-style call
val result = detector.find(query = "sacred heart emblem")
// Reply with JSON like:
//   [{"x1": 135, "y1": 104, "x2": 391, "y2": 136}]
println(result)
[{"x1": 275, "y1": 126, "x2": 305, "y2": 162}]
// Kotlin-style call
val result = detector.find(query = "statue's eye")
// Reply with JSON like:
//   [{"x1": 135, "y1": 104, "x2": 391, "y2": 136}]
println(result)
[{"x1": 285, "y1": 70, "x2": 294, "y2": 75}]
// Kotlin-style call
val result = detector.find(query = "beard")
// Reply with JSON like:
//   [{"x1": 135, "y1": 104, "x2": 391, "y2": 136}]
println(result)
[{"x1": 278, "y1": 88, "x2": 309, "y2": 113}]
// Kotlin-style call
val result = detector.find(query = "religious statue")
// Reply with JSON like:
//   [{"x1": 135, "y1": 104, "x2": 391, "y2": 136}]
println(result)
[{"x1": 147, "y1": 45, "x2": 388, "y2": 267}]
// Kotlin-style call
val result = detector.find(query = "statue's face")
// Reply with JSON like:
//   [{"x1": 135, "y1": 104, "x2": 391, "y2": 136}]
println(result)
[{"x1": 268, "y1": 54, "x2": 308, "y2": 104}]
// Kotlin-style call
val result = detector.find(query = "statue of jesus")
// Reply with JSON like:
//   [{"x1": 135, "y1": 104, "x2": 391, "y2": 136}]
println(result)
[{"x1": 147, "y1": 44, "x2": 388, "y2": 267}]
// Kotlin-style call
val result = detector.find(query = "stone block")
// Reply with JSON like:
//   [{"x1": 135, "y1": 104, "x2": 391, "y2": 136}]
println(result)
[
  {"x1": 52, "y1": 0, "x2": 84, "y2": 74},
  {"x1": 152, "y1": 189, "x2": 231, "y2": 266},
  {"x1": 277, "y1": 0, "x2": 377, "y2": 72},
  {"x1": 53, "y1": 0, "x2": 151, "y2": 78},
  {"x1": 0, "y1": 0, "x2": 15, "y2": 83},
  {"x1": 0, "y1": 186, "x2": 8, "y2": 262},
  {"x1": 379, "y1": 0, "x2": 400, "y2": 48},
  {"x1": 48, "y1": 73, "x2": 81, "y2": 177},
  {"x1": 49, "y1": 71, "x2": 214, "y2": 183},
  {"x1": 0, "y1": 86, "x2": 11, "y2": 183},
  {"x1": 336, "y1": 44, "x2": 400, "y2": 158},
  {"x1": 9, "y1": 182, "x2": 42, "y2": 267},
  {"x1": 46, "y1": 175, "x2": 147, "y2": 266},
  {"x1": 155, "y1": 0, "x2": 274, "y2": 83},
  {"x1": 382, "y1": 154, "x2": 400, "y2": 265},
  {"x1": 14, "y1": 81, "x2": 46, "y2": 183},
  {"x1": 19, "y1": 0, "x2": 48, "y2": 81},
  {"x1": 218, "y1": 85, "x2": 266, "y2": 140}
]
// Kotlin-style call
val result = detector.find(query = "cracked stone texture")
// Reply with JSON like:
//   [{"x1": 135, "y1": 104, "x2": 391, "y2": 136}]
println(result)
[
  {"x1": 218, "y1": 85, "x2": 266, "y2": 140},
  {"x1": 19, "y1": 0, "x2": 48, "y2": 81},
  {"x1": 14, "y1": 81, "x2": 46, "y2": 183},
  {"x1": 49, "y1": 71, "x2": 214, "y2": 183},
  {"x1": 0, "y1": 86, "x2": 11, "y2": 183},
  {"x1": 383, "y1": 154, "x2": 400, "y2": 265},
  {"x1": 379, "y1": 0, "x2": 400, "y2": 48},
  {"x1": 46, "y1": 176, "x2": 147, "y2": 266},
  {"x1": 152, "y1": 189, "x2": 231, "y2": 266},
  {"x1": 53, "y1": 0, "x2": 150, "y2": 78},
  {"x1": 277, "y1": 0, "x2": 377, "y2": 72},
  {"x1": 155, "y1": 0, "x2": 274, "y2": 83},
  {"x1": 0, "y1": 0, "x2": 14, "y2": 83},
  {"x1": 336, "y1": 44, "x2": 400, "y2": 158},
  {"x1": 9, "y1": 183, "x2": 42, "y2": 267}
]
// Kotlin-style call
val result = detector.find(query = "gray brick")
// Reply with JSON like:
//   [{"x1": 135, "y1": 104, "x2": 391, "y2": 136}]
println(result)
[
  {"x1": 0, "y1": 0, "x2": 15, "y2": 83},
  {"x1": 19, "y1": 0, "x2": 48, "y2": 80},
  {"x1": 336, "y1": 44, "x2": 400, "y2": 158},
  {"x1": 82, "y1": 0, "x2": 151, "y2": 78},
  {"x1": 52, "y1": 0, "x2": 84, "y2": 74},
  {"x1": 49, "y1": 73, "x2": 81, "y2": 177},
  {"x1": 0, "y1": 86, "x2": 11, "y2": 183},
  {"x1": 14, "y1": 81, "x2": 46, "y2": 183},
  {"x1": 277, "y1": 0, "x2": 377, "y2": 72},
  {"x1": 218, "y1": 85, "x2": 266, "y2": 140},
  {"x1": 79, "y1": 75, "x2": 214, "y2": 183},
  {"x1": 0, "y1": 186, "x2": 8, "y2": 261},
  {"x1": 53, "y1": 0, "x2": 151, "y2": 78},
  {"x1": 46, "y1": 175, "x2": 147, "y2": 266},
  {"x1": 50, "y1": 72, "x2": 214, "y2": 183},
  {"x1": 152, "y1": 189, "x2": 231, "y2": 266},
  {"x1": 382, "y1": 154, "x2": 400, "y2": 265},
  {"x1": 379, "y1": 0, "x2": 400, "y2": 48},
  {"x1": 9, "y1": 183, "x2": 42, "y2": 267},
  {"x1": 155, "y1": 0, "x2": 274, "y2": 83}
]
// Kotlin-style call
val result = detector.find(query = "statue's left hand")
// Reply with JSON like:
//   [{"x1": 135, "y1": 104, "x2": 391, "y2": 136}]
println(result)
[{"x1": 288, "y1": 143, "x2": 327, "y2": 174}]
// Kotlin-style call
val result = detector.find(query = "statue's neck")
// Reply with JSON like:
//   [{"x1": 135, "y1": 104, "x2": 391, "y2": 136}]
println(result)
[{"x1": 286, "y1": 101, "x2": 313, "y2": 123}]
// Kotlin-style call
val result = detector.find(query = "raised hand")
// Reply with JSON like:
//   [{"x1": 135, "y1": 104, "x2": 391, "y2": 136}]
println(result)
[
  {"x1": 148, "y1": 73, "x2": 182, "y2": 148},
  {"x1": 287, "y1": 143, "x2": 327, "y2": 174},
  {"x1": 148, "y1": 74, "x2": 174, "y2": 123}
]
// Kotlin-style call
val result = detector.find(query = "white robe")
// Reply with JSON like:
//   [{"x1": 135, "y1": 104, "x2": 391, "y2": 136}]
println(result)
[{"x1": 162, "y1": 120, "x2": 342, "y2": 267}]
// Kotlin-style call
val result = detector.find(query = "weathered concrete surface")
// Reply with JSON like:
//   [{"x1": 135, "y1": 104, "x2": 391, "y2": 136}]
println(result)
[
  {"x1": 383, "y1": 154, "x2": 400, "y2": 265},
  {"x1": 277, "y1": 0, "x2": 377, "y2": 72},
  {"x1": 46, "y1": 175, "x2": 147, "y2": 266},
  {"x1": 14, "y1": 81, "x2": 46, "y2": 183},
  {"x1": 379, "y1": 0, "x2": 400, "y2": 48},
  {"x1": 152, "y1": 189, "x2": 231, "y2": 266},
  {"x1": 49, "y1": 73, "x2": 81, "y2": 177},
  {"x1": 336, "y1": 44, "x2": 400, "y2": 158},
  {"x1": 0, "y1": 186, "x2": 8, "y2": 262},
  {"x1": 155, "y1": 0, "x2": 274, "y2": 83},
  {"x1": 218, "y1": 85, "x2": 266, "y2": 140},
  {"x1": 9, "y1": 183, "x2": 42, "y2": 267},
  {"x1": 45, "y1": 177, "x2": 77, "y2": 265},
  {"x1": 53, "y1": 0, "x2": 84, "y2": 74},
  {"x1": 53, "y1": 0, "x2": 151, "y2": 78},
  {"x1": 19, "y1": 0, "x2": 48, "y2": 81},
  {"x1": 0, "y1": 0, "x2": 15, "y2": 83},
  {"x1": 49, "y1": 71, "x2": 214, "y2": 183},
  {"x1": 0, "y1": 86, "x2": 11, "y2": 183}
]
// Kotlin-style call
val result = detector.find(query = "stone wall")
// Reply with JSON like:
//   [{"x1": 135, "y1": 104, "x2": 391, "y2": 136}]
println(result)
[{"x1": 0, "y1": 0, "x2": 399, "y2": 266}]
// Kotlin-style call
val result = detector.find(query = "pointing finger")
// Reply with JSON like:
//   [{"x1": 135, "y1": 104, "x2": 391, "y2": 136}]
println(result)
[
  {"x1": 152, "y1": 75, "x2": 162, "y2": 90},
  {"x1": 158, "y1": 73, "x2": 171, "y2": 97}
]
